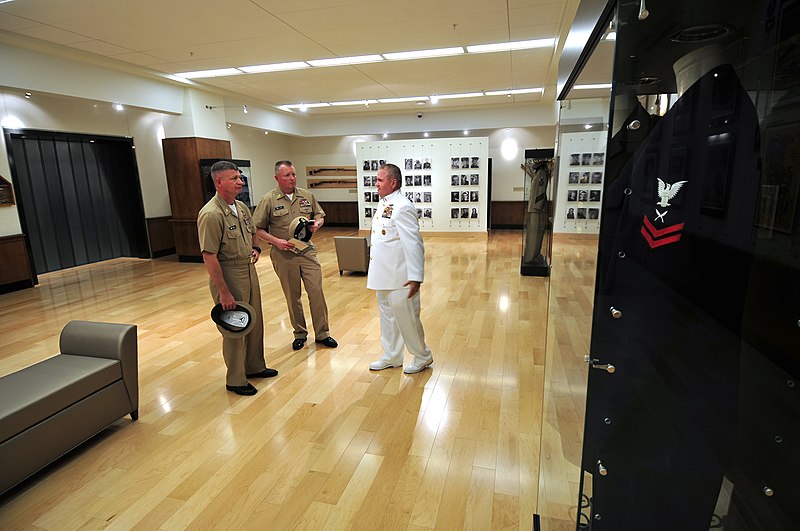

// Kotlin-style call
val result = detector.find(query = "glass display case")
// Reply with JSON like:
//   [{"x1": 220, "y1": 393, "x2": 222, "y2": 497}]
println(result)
[
  {"x1": 200, "y1": 158, "x2": 252, "y2": 208},
  {"x1": 521, "y1": 148, "x2": 555, "y2": 276}
]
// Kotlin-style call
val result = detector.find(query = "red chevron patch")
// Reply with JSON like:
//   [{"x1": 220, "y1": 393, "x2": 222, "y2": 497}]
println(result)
[{"x1": 641, "y1": 215, "x2": 685, "y2": 249}]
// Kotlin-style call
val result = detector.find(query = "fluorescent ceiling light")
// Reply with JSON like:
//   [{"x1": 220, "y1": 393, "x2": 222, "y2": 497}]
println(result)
[
  {"x1": 434, "y1": 92, "x2": 485, "y2": 100},
  {"x1": 279, "y1": 102, "x2": 331, "y2": 112},
  {"x1": 574, "y1": 83, "x2": 612, "y2": 90},
  {"x1": 307, "y1": 55, "x2": 383, "y2": 67},
  {"x1": 176, "y1": 68, "x2": 242, "y2": 79},
  {"x1": 484, "y1": 87, "x2": 543, "y2": 96},
  {"x1": 329, "y1": 99, "x2": 378, "y2": 106},
  {"x1": 239, "y1": 61, "x2": 309, "y2": 73},
  {"x1": 377, "y1": 96, "x2": 429, "y2": 103},
  {"x1": 466, "y1": 38, "x2": 555, "y2": 54},
  {"x1": 383, "y1": 47, "x2": 464, "y2": 61}
]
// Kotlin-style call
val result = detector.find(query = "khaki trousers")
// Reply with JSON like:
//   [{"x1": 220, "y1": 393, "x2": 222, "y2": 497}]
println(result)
[
  {"x1": 210, "y1": 262, "x2": 266, "y2": 386},
  {"x1": 270, "y1": 247, "x2": 330, "y2": 340}
]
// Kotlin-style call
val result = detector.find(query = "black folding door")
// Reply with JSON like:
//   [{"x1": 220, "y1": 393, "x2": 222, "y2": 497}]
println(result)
[{"x1": 7, "y1": 131, "x2": 148, "y2": 274}]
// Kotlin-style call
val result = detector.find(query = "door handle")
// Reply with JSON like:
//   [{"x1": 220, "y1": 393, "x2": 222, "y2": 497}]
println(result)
[{"x1": 585, "y1": 355, "x2": 616, "y2": 373}]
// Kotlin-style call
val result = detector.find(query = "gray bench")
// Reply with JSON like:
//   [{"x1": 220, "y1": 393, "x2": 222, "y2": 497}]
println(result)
[{"x1": 0, "y1": 320, "x2": 138, "y2": 495}]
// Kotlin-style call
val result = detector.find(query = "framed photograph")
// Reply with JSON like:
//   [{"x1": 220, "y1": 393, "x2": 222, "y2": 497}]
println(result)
[
  {"x1": 363, "y1": 160, "x2": 371, "y2": 171},
  {"x1": 568, "y1": 172, "x2": 579, "y2": 184},
  {"x1": 461, "y1": 207, "x2": 469, "y2": 218},
  {"x1": 423, "y1": 175, "x2": 431, "y2": 186},
  {"x1": 591, "y1": 172, "x2": 603, "y2": 184},
  {"x1": 451, "y1": 174, "x2": 459, "y2": 186},
  {"x1": 364, "y1": 192, "x2": 371, "y2": 203},
  {"x1": 577, "y1": 207, "x2": 587, "y2": 219},
  {"x1": 406, "y1": 191, "x2": 413, "y2": 201},
  {"x1": 414, "y1": 159, "x2": 422, "y2": 170},
  {"x1": 405, "y1": 175, "x2": 413, "y2": 186},
  {"x1": 363, "y1": 176, "x2": 372, "y2": 187},
  {"x1": 581, "y1": 153, "x2": 592, "y2": 165},
  {"x1": 372, "y1": 192, "x2": 380, "y2": 202},
  {"x1": 416, "y1": 208, "x2": 423, "y2": 218},
  {"x1": 451, "y1": 191, "x2": 460, "y2": 202},
  {"x1": 578, "y1": 190, "x2": 588, "y2": 202},
  {"x1": 470, "y1": 174, "x2": 479, "y2": 185},
  {"x1": 588, "y1": 208, "x2": 600, "y2": 219},
  {"x1": 566, "y1": 207, "x2": 575, "y2": 219},
  {"x1": 423, "y1": 158, "x2": 432, "y2": 169},
  {"x1": 405, "y1": 158, "x2": 413, "y2": 170},
  {"x1": 451, "y1": 208, "x2": 459, "y2": 219},
  {"x1": 589, "y1": 190, "x2": 601, "y2": 202},
  {"x1": 423, "y1": 208, "x2": 432, "y2": 218},
  {"x1": 592, "y1": 152, "x2": 605, "y2": 166},
  {"x1": 423, "y1": 192, "x2": 431, "y2": 202},
  {"x1": 414, "y1": 192, "x2": 422, "y2": 203},
  {"x1": 371, "y1": 176, "x2": 377, "y2": 186},
  {"x1": 569, "y1": 153, "x2": 580, "y2": 166},
  {"x1": 414, "y1": 175, "x2": 422, "y2": 186},
  {"x1": 461, "y1": 157, "x2": 470, "y2": 169},
  {"x1": 365, "y1": 207, "x2": 372, "y2": 218},
  {"x1": 580, "y1": 172, "x2": 590, "y2": 184},
  {"x1": 567, "y1": 190, "x2": 577, "y2": 202},
  {"x1": 759, "y1": 124, "x2": 799, "y2": 232},
  {"x1": 459, "y1": 175, "x2": 468, "y2": 185},
  {"x1": 379, "y1": 159, "x2": 385, "y2": 167},
  {"x1": 451, "y1": 157, "x2": 460, "y2": 169},
  {"x1": 470, "y1": 191, "x2": 478, "y2": 202},
  {"x1": 461, "y1": 191, "x2": 469, "y2": 202},
  {"x1": 701, "y1": 139, "x2": 730, "y2": 215},
  {"x1": 470, "y1": 157, "x2": 480, "y2": 168},
  {"x1": 371, "y1": 160, "x2": 379, "y2": 171},
  {"x1": 471, "y1": 207, "x2": 478, "y2": 219}
]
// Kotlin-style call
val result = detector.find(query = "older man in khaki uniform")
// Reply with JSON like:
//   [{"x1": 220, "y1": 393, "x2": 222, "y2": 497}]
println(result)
[
  {"x1": 253, "y1": 160, "x2": 338, "y2": 351},
  {"x1": 198, "y1": 160, "x2": 277, "y2": 396}
]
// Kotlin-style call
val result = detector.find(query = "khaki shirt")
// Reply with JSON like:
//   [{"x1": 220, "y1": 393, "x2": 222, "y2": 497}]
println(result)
[
  {"x1": 252, "y1": 186, "x2": 325, "y2": 239},
  {"x1": 198, "y1": 193, "x2": 255, "y2": 262}
]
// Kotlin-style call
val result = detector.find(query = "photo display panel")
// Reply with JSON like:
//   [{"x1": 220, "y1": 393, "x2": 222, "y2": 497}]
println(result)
[
  {"x1": 556, "y1": 132, "x2": 606, "y2": 234},
  {"x1": 357, "y1": 138, "x2": 489, "y2": 232}
]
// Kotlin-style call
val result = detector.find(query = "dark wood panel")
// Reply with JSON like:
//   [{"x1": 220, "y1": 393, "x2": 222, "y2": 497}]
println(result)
[
  {"x1": 490, "y1": 200, "x2": 525, "y2": 228},
  {"x1": 171, "y1": 220, "x2": 202, "y2": 262},
  {"x1": 162, "y1": 137, "x2": 230, "y2": 220},
  {"x1": 146, "y1": 216, "x2": 175, "y2": 258},
  {"x1": 319, "y1": 201, "x2": 358, "y2": 226},
  {"x1": 0, "y1": 234, "x2": 35, "y2": 292}
]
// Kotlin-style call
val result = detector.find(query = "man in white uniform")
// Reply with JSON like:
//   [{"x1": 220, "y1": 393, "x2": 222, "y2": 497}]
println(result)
[{"x1": 368, "y1": 163, "x2": 434, "y2": 374}]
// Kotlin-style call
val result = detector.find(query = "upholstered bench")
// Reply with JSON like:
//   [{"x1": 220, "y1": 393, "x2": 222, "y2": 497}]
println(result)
[
  {"x1": 0, "y1": 320, "x2": 138, "y2": 495},
  {"x1": 334, "y1": 235, "x2": 370, "y2": 275}
]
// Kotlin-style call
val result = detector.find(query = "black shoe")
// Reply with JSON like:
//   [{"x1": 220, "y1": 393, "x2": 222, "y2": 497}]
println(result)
[
  {"x1": 292, "y1": 338, "x2": 306, "y2": 350},
  {"x1": 316, "y1": 337, "x2": 338, "y2": 348},
  {"x1": 246, "y1": 368, "x2": 278, "y2": 378},
  {"x1": 226, "y1": 383, "x2": 257, "y2": 396}
]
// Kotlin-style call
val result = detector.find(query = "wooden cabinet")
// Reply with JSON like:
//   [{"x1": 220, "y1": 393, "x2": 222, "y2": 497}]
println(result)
[{"x1": 162, "y1": 137, "x2": 231, "y2": 261}]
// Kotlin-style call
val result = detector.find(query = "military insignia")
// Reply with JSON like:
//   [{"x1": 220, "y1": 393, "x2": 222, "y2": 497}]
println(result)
[
  {"x1": 656, "y1": 178, "x2": 687, "y2": 207},
  {"x1": 228, "y1": 224, "x2": 237, "y2": 230},
  {"x1": 274, "y1": 205, "x2": 285, "y2": 211},
  {"x1": 641, "y1": 215, "x2": 685, "y2": 249},
  {"x1": 382, "y1": 205, "x2": 393, "y2": 218},
  {"x1": 244, "y1": 217, "x2": 251, "y2": 228},
  {"x1": 299, "y1": 198, "x2": 311, "y2": 207}
]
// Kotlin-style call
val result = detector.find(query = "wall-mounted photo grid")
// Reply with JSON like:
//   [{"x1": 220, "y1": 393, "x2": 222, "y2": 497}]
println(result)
[
  {"x1": 557, "y1": 132, "x2": 606, "y2": 234},
  {"x1": 357, "y1": 139, "x2": 488, "y2": 232}
]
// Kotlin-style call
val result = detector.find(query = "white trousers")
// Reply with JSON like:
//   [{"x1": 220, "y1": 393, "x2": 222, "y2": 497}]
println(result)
[{"x1": 376, "y1": 288, "x2": 433, "y2": 366}]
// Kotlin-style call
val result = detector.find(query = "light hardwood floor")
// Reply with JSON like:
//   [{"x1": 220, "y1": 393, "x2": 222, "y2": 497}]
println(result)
[{"x1": 0, "y1": 228, "x2": 596, "y2": 530}]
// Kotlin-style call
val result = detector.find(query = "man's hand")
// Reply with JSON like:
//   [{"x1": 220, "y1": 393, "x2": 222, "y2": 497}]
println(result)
[
  {"x1": 251, "y1": 248, "x2": 260, "y2": 264},
  {"x1": 275, "y1": 238, "x2": 295, "y2": 251},
  {"x1": 219, "y1": 290, "x2": 237, "y2": 310},
  {"x1": 404, "y1": 280, "x2": 420, "y2": 299}
]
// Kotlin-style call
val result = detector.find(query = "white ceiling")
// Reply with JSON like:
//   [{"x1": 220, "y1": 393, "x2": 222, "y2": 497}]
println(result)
[{"x1": 0, "y1": 0, "x2": 611, "y2": 116}]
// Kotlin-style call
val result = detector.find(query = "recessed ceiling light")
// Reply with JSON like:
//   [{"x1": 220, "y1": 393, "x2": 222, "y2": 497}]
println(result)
[
  {"x1": 175, "y1": 68, "x2": 242, "y2": 79},
  {"x1": 466, "y1": 38, "x2": 555, "y2": 54},
  {"x1": 307, "y1": 55, "x2": 383, "y2": 67},
  {"x1": 382, "y1": 132, "x2": 388, "y2": 139},
  {"x1": 24, "y1": 92, "x2": 32, "y2": 99},
  {"x1": 463, "y1": 130, "x2": 469, "y2": 135},
  {"x1": 383, "y1": 47, "x2": 464, "y2": 61},
  {"x1": 113, "y1": 103, "x2": 124, "y2": 111},
  {"x1": 484, "y1": 87, "x2": 543, "y2": 96},
  {"x1": 239, "y1": 61, "x2": 309, "y2": 73},
  {"x1": 424, "y1": 132, "x2": 430, "y2": 137}
]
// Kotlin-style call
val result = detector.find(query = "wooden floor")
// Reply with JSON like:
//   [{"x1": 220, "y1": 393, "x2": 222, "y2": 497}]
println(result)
[{"x1": 0, "y1": 228, "x2": 597, "y2": 530}]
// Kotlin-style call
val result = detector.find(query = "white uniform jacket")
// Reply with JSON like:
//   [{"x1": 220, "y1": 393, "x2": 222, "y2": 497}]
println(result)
[{"x1": 367, "y1": 189, "x2": 425, "y2": 290}]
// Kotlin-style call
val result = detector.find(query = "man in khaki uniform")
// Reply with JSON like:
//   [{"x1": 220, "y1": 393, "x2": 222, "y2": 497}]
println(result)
[
  {"x1": 198, "y1": 161, "x2": 277, "y2": 396},
  {"x1": 253, "y1": 160, "x2": 338, "y2": 351}
]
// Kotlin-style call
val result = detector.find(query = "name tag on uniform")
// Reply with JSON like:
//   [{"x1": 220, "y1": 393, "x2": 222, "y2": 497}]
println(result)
[
  {"x1": 274, "y1": 205, "x2": 285, "y2": 211},
  {"x1": 299, "y1": 198, "x2": 311, "y2": 207},
  {"x1": 228, "y1": 224, "x2": 237, "y2": 230},
  {"x1": 382, "y1": 205, "x2": 393, "y2": 218}
]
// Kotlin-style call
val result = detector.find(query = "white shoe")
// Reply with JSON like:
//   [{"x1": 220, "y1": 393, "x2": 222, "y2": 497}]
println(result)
[
  {"x1": 403, "y1": 359, "x2": 433, "y2": 374},
  {"x1": 369, "y1": 360, "x2": 401, "y2": 371}
]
